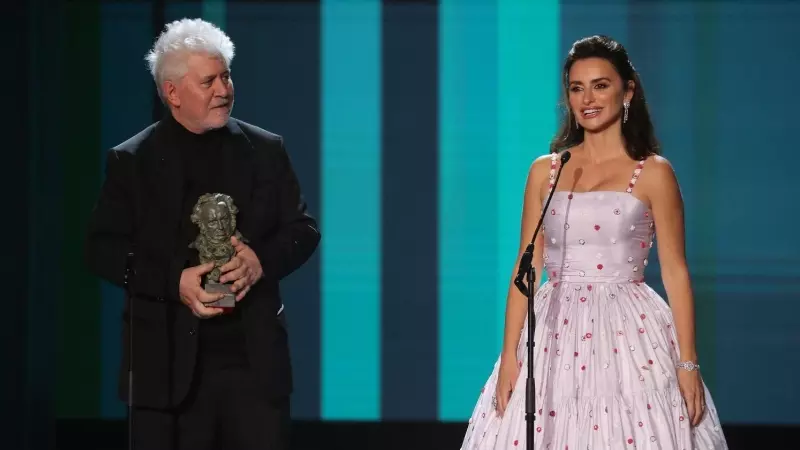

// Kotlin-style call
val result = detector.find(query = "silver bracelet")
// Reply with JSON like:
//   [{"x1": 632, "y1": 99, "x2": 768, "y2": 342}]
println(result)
[{"x1": 676, "y1": 360, "x2": 700, "y2": 372}]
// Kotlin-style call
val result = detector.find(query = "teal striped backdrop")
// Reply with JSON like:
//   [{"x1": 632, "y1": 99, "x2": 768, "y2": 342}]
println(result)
[
  {"x1": 40, "y1": 0, "x2": 800, "y2": 424},
  {"x1": 321, "y1": 0, "x2": 382, "y2": 420}
]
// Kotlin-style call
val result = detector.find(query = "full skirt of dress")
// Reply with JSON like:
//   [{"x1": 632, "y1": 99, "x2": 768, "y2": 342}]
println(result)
[{"x1": 460, "y1": 281, "x2": 729, "y2": 450}]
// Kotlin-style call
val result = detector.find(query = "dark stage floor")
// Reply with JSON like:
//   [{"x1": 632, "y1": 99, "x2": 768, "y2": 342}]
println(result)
[{"x1": 56, "y1": 419, "x2": 797, "y2": 449}]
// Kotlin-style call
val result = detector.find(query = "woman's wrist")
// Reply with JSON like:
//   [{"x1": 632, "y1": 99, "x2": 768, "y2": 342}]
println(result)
[
  {"x1": 501, "y1": 348, "x2": 517, "y2": 362},
  {"x1": 678, "y1": 344, "x2": 697, "y2": 362}
]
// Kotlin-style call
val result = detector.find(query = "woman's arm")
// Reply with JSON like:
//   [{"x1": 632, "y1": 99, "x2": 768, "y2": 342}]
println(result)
[
  {"x1": 501, "y1": 154, "x2": 551, "y2": 359},
  {"x1": 642, "y1": 156, "x2": 697, "y2": 362},
  {"x1": 643, "y1": 155, "x2": 708, "y2": 426}
]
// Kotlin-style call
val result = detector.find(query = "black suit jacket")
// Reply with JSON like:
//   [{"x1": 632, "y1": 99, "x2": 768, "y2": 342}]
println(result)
[{"x1": 84, "y1": 116, "x2": 320, "y2": 409}]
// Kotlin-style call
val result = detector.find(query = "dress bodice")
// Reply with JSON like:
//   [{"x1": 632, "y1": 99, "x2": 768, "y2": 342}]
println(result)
[{"x1": 542, "y1": 154, "x2": 654, "y2": 284}]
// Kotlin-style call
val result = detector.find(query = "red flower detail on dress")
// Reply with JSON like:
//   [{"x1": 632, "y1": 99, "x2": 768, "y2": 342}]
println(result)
[
  {"x1": 594, "y1": 425, "x2": 599, "y2": 431},
  {"x1": 585, "y1": 332, "x2": 593, "y2": 339},
  {"x1": 639, "y1": 328, "x2": 646, "y2": 334},
  {"x1": 597, "y1": 264, "x2": 604, "y2": 270},
  {"x1": 648, "y1": 359, "x2": 654, "y2": 365},
  {"x1": 628, "y1": 438, "x2": 634, "y2": 444},
  {"x1": 549, "y1": 410, "x2": 556, "y2": 417},
  {"x1": 574, "y1": 352, "x2": 579, "y2": 357},
  {"x1": 679, "y1": 416, "x2": 685, "y2": 421},
  {"x1": 564, "y1": 319, "x2": 569, "y2": 325},
  {"x1": 514, "y1": 440, "x2": 519, "y2": 446},
  {"x1": 594, "y1": 224, "x2": 601, "y2": 231},
  {"x1": 647, "y1": 403, "x2": 651, "y2": 409},
  {"x1": 587, "y1": 284, "x2": 593, "y2": 291},
  {"x1": 537, "y1": 427, "x2": 542, "y2": 433},
  {"x1": 641, "y1": 242, "x2": 647, "y2": 248},
  {"x1": 580, "y1": 297, "x2": 587, "y2": 303},
  {"x1": 581, "y1": 365, "x2": 586, "y2": 371},
  {"x1": 519, "y1": 361, "x2": 523, "y2": 368},
  {"x1": 568, "y1": 193, "x2": 573, "y2": 199},
  {"x1": 544, "y1": 347, "x2": 548, "y2": 352},
  {"x1": 641, "y1": 314, "x2": 646, "y2": 320},
  {"x1": 644, "y1": 211, "x2": 650, "y2": 217},
  {"x1": 614, "y1": 348, "x2": 618, "y2": 353},
  {"x1": 638, "y1": 421, "x2": 644, "y2": 427}
]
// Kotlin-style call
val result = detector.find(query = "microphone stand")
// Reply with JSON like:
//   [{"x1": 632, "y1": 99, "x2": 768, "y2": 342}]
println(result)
[
  {"x1": 513, "y1": 151, "x2": 570, "y2": 450},
  {"x1": 124, "y1": 252, "x2": 135, "y2": 450}
]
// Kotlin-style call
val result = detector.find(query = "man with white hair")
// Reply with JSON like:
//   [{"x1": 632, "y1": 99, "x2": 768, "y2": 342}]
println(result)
[{"x1": 84, "y1": 18, "x2": 320, "y2": 449}]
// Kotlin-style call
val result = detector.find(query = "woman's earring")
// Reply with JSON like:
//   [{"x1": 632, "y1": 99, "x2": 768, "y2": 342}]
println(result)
[{"x1": 623, "y1": 101, "x2": 630, "y2": 123}]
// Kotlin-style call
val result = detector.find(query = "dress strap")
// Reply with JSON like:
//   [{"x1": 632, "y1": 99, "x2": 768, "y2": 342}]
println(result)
[
  {"x1": 548, "y1": 152, "x2": 558, "y2": 191},
  {"x1": 625, "y1": 158, "x2": 646, "y2": 193}
]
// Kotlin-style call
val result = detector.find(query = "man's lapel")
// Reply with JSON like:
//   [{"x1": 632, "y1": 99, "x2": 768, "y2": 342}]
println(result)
[
  {"x1": 220, "y1": 119, "x2": 254, "y2": 203},
  {"x1": 219, "y1": 119, "x2": 256, "y2": 240}
]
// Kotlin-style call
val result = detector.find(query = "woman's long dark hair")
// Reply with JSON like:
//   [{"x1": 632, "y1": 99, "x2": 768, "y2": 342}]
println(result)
[{"x1": 550, "y1": 35, "x2": 660, "y2": 160}]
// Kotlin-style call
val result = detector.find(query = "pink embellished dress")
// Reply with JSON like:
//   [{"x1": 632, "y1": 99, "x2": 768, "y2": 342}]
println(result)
[{"x1": 460, "y1": 154, "x2": 728, "y2": 449}]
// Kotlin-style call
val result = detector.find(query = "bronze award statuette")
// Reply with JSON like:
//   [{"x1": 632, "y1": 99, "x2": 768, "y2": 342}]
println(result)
[{"x1": 189, "y1": 193, "x2": 247, "y2": 308}]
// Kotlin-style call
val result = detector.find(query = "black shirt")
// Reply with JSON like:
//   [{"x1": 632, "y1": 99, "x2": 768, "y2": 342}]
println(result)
[{"x1": 163, "y1": 114, "x2": 248, "y2": 370}]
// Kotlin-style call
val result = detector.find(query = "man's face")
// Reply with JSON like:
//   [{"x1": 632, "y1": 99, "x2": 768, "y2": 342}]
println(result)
[
  {"x1": 199, "y1": 201, "x2": 232, "y2": 244},
  {"x1": 165, "y1": 52, "x2": 234, "y2": 133}
]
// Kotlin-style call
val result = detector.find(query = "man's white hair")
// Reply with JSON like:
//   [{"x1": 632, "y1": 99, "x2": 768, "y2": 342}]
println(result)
[{"x1": 145, "y1": 18, "x2": 235, "y2": 100}]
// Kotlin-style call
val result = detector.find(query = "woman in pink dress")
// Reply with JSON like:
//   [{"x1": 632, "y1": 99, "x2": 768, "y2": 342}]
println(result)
[{"x1": 460, "y1": 35, "x2": 729, "y2": 449}]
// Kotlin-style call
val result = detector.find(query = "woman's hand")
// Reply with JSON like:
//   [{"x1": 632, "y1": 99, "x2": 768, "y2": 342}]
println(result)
[
  {"x1": 495, "y1": 353, "x2": 520, "y2": 416},
  {"x1": 677, "y1": 368, "x2": 706, "y2": 426}
]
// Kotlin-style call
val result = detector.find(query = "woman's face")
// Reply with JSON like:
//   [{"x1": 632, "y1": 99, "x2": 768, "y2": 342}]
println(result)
[{"x1": 567, "y1": 57, "x2": 633, "y2": 133}]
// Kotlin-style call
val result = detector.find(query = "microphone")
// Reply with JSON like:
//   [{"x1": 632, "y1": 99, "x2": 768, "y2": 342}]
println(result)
[
  {"x1": 514, "y1": 150, "x2": 571, "y2": 296},
  {"x1": 514, "y1": 150, "x2": 570, "y2": 450}
]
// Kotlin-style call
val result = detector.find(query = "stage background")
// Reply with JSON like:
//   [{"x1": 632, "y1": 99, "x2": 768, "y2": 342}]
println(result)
[{"x1": 6, "y1": 0, "x2": 799, "y2": 448}]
